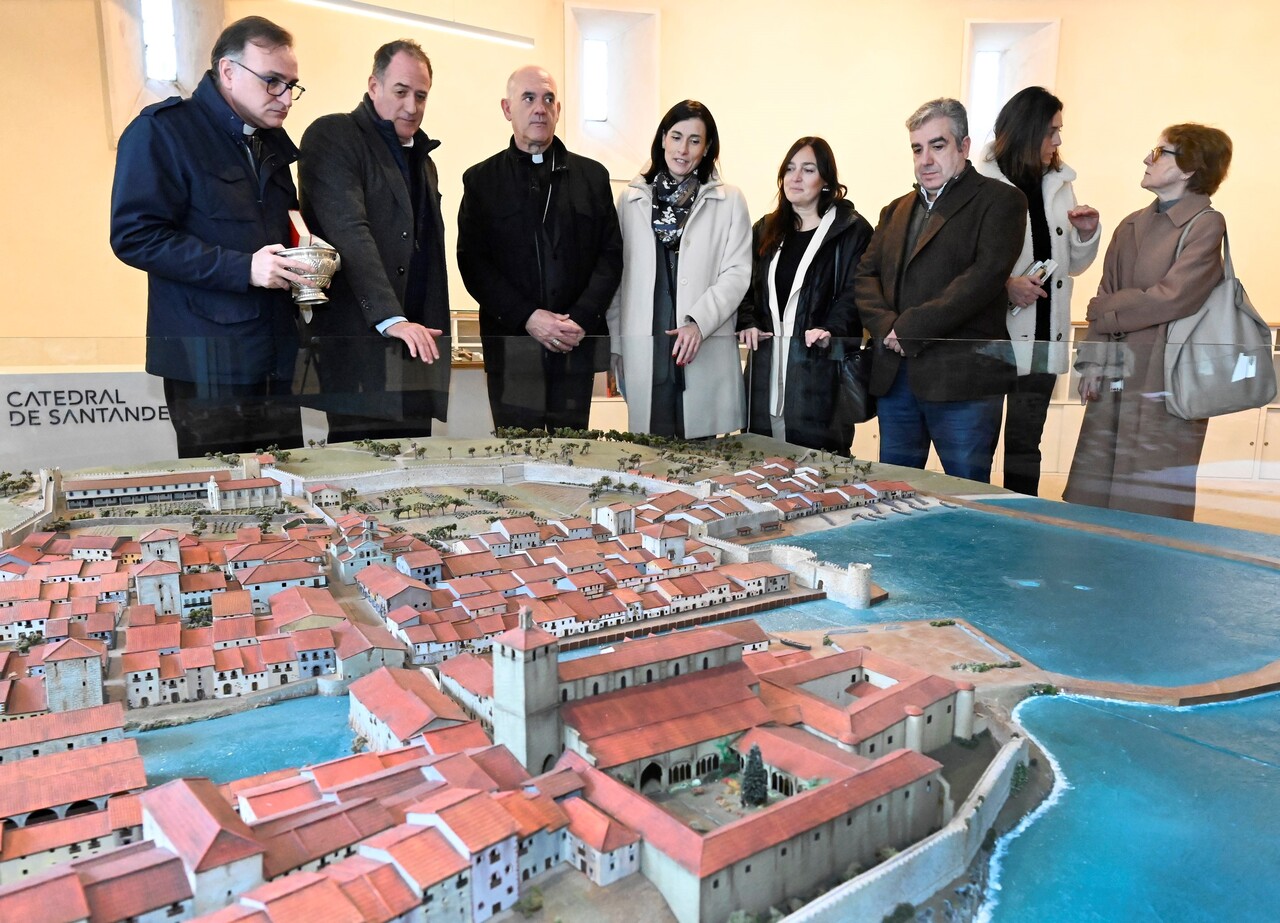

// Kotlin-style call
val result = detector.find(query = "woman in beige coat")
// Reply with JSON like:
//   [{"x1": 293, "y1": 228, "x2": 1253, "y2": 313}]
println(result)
[
  {"x1": 1064, "y1": 124, "x2": 1232, "y2": 520},
  {"x1": 607, "y1": 100, "x2": 752, "y2": 438}
]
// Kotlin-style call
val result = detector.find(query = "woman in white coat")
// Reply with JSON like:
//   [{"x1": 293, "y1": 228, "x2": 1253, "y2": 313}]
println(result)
[
  {"x1": 608, "y1": 100, "x2": 752, "y2": 438},
  {"x1": 976, "y1": 86, "x2": 1101, "y2": 495}
]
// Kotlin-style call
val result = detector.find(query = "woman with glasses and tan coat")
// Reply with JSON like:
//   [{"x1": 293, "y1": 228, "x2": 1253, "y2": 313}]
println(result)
[{"x1": 1064, "y1": 125, "x2": 1232, "y2": 521}]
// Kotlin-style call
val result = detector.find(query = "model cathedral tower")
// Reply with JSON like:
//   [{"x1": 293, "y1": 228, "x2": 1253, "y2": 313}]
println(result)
[{"x1": 491, "y1": 607, "x2": 563, "y2": 773}]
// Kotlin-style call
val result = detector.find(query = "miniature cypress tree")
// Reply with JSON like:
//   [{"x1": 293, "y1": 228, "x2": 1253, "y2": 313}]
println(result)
[{"x1": 742, "y1": 744, "x2": 768, "y2": 807}]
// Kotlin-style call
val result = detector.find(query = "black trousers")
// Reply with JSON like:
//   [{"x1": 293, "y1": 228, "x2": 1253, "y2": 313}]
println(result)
[
  {"x1": 486, "y1": 365, "x2": 594, "y2": 432},
  {"x1": 163, "y1": 377, "x2": 303, "y2": 459},
  {"x1": 1001, "y1": 372, "x2": 1057, "y2": 496}
]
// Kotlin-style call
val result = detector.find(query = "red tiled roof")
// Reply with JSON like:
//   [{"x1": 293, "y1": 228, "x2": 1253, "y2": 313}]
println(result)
[
  {"x1": 306, "y1": 747, "x2": 427, "y2": 792},
  {"x1": 560, "y1": 662, "x2": 772, "y2": 769},
  {"x1": 397, "y1": 548, "x2": 443, "y2": 569},
  {"x1": 72, "y1": 843, "x2": 193, "y2": 922},
  {"x1": 213, "y1": 590, "x2": 255, "y2": 618},
  {"x1": 141, "y1": 778, "x2": 265, "y2": 872},
  {"x1": 219, "y1": 476, "x2": 280, "y2": 491},
  {"x1": 558, "y1": 626, "x2": 741, "y2": 681},
  {"x1": 757, "y1": 648, "x2": 960, "y2": 745},
  {"x1": 419, "y1": 722, "x2": 493, "y2": 755},
  {"x1": 232, "y1": 871, "x2": 365, "y2": 923},
  {"x1": 350, "y1": 667, "x2": 467, "y2": 743},
  {"x1": 125, "y1": 622, "x2": 181, "y2": 652},
  {"x1": 213, "y1": 615, "x2": 258, "y2": 643},
  {"x1": 179, "y1": 571, "x2": 227, "y2": 592},
  {"x1": 334, "y1": 619, "x2": 402, "y2": 659},
  {"x1": 492, "y1": 618, "x2": 556, "y2": 652},
  {"x1": 239, "y1": 561, "x2": 325, "y2": 585},
  {"x1": 359, "y1": 824, "x2": 468, "y2": 888},
  {"x1": 289, "y1": 627, "x2": 335, "y2": 652},
  {"x1": 0, "y1": 738, "x2": 145, "y2": 819},
  {"x1": 0, "y1": 701, "x2": 123, "y2": 750},
  {"x1": 0, "y1": 867, "x2": 90, "y2": 922},
  {"x1": 529, "y1": 767, "x2": 585, "y2": 800},
  {"x1": 3, "y1": 676, "x2": 47, "y2": 716},
  {"x1": 466, "y1": 745, "x2": 531, "y2": 790},
  {"x1": 405, "y1": 788, "x2": 518, "y2": 853},
  {"x1": 0, "y1": 807, "x2": 117, "y2": 862},
  {"x1": 562, "y1": 745, "x2": 940, "y2": 876},
  {"x1": 736, "y1": 724, "x2": 871, "y2": 781},
  {"x1": 254, "y1": 797, "x2": 396, "y2": 878},
  {"x1": 41, "y1": 637, "x2": 102, "y2": 662},
  {"x1": 436, "y1": 652, "x2": 493, "y2": 698},
  {"x1": 258, "y1": 636, "x2": 298, "y2": 665},
  {"x1": 65, "y1": 471, "x2": 225, "y2": 492},
  {"x1": 237, "y1": 776, "x2": 323, "y2": 821},
  {"x1": 709, "y1": 619, "x2": 771, "y2": 646},
  {"x1": 562, "y1": 795, "x2": 639, "y2": 853},
  {"x1": 494, "y1": 788, "x2": 570, "y2": 837},
  {"x1": 134, "y1": 559, "x2": 180, "y2": 577},
  {"x1": 325, "y1": 854, "x2": 420, "y2": 922},
  {"x1": 441, "y1": 550, "x2": 502, "y2": 579},
  {"x1": 420, "y1": 752, "x2": 503, "y2": 792}
]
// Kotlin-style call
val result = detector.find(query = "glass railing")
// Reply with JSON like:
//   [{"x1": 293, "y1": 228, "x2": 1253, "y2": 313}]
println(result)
[{"x1": 1, "y1": 332, "x2": 1277, "y2": 532}]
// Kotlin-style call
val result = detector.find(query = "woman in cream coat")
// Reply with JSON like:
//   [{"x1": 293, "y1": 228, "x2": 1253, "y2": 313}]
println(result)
[
  {"x1": 975, "y1": 87, "x2": 1100, "y2": 496},
  {"x1": 608, "y1": 100, "x2": 752, "y2": 438}
]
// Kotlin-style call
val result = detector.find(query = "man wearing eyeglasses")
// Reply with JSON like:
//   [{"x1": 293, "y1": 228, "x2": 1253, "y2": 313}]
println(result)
[{"x1": 111, "y1": 16, "x2": 310, "y2": 458}]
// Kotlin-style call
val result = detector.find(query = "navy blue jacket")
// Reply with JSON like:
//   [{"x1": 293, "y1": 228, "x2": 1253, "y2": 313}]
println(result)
[{"x1": 110, "y1": 72, "x2": 300, "y2": 384}]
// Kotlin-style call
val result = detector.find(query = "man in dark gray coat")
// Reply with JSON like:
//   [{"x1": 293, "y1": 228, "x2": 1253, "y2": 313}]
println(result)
[
  {"x1": 298, "y1": 39, "x2": 450, "y2": 442},
  {"x1": 457, "y1": 66, "x2": 621, "y2": 433}
]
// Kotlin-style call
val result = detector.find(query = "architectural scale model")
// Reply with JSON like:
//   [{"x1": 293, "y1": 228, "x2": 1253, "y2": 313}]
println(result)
[{"x1": 0, "y1": 437, "x2": 1028, "y2": 923}]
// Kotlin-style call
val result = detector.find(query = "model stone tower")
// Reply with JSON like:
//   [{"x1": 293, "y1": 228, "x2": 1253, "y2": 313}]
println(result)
[
  {"x1": 43, "y1": 639, "x2": 105, "y2": 712},
  {"x1": 491, "y1": 606, "x2": 562, "y2": 774}
]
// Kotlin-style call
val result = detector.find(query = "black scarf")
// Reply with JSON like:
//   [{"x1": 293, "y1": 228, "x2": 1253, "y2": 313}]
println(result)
[{"x1": 651, "y1": 172, "x2": 699, "y2": 248}]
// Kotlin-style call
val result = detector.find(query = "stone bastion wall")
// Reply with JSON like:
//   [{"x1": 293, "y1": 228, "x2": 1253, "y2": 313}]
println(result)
[{"x1": 784, "y1": 735, "x2": 1031, "y2": 923}]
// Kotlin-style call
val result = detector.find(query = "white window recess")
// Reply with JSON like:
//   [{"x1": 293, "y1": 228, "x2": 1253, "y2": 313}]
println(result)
[
  {"x1": 961, "y1": 20, "x2": 1060, "y2": 149},
  {"x1": 564, "y1": 5, "x2": 659, "y2": 183},
  {"x1": 95, "y1": 0, "x2": 224, "y2": 148}
]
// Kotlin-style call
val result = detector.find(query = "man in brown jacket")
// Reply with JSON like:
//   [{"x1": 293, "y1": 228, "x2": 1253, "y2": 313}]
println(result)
[{"x1": 855, "y1": 98, "x2": 1026, "y2": 483}]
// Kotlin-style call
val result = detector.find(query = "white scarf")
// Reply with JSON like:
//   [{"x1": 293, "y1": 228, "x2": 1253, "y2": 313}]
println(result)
[{"x1": 766, "y1": 208, "x2": 837, "y2": 416}]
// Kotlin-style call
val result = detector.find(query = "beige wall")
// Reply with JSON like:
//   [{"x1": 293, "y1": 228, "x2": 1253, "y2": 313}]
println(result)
[
  {"x1": 652, "y1": 0, "x2": 1268, "y2": 330},
  {"x1": 1, "y1": 0, "x2": 1272, "y2": 368}
]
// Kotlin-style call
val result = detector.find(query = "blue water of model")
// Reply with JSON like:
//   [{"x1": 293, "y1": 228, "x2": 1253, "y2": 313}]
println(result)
[
  {"x1": 131, "y1": 695, "x2": 354, "y2": 785},
  {"x1": 992, "y1": 495, "x2": 1280, "y2": 559},
  {"x1": 774, "y1": 509, "x2": 1280, "y2": 686},
  {"x1": 980, "y1": 692, "x2": 1280, "y2": 923}
]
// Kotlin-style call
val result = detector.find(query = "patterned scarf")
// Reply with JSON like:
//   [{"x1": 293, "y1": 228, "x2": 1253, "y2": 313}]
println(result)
[{"x1": 651, "y1": 172, "x2": 700, "y2": 248}]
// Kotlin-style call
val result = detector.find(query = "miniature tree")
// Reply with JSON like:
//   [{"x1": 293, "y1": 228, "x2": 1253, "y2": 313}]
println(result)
[{"x1": 741, "y1": 744, "x2": 768, "y2": 807}]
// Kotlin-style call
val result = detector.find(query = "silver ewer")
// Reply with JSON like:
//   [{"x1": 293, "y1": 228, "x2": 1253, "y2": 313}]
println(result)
[{"x1": 278, "y1": 246, "x2": 341, "y2": 305}]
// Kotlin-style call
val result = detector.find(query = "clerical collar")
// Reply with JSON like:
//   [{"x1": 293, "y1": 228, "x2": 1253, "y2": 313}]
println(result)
[
  {"x1": 531, "y1": 152, "x2": 544, "y2": 164},
  {"x1": 242, "y1": 124, "x2": 257, "y2": 137}
]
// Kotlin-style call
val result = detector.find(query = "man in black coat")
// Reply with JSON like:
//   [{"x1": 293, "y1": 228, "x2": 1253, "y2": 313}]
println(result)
[
  {"x1": 110, "y1": 16, "x2": 309, "y2": 458},
  {"x1": 298, "y1": 40, "x2": 450, "y2": 442},
  {"x1": 855, "y1": 98, "x2": 1026, "y2": 483},
  {"x1": 457, "y1": 65, "x2": 622, "y2": 433}
]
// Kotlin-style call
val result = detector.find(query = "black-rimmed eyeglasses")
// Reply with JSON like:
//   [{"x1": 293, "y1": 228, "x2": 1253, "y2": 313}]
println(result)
[
  {"x1": 231, "y1": 60, "x2": 305, "y2": 101},
  {"x1": 1149, "y1": 146, "x2": 1179, "y2": 162}
]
